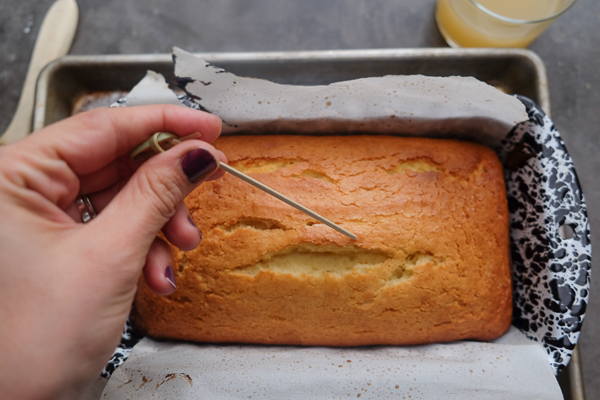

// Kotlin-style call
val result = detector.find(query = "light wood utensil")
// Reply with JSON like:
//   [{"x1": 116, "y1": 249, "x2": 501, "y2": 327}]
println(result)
[{"x1": 0, "y1": 0, "x2": 79, "y2": 145}]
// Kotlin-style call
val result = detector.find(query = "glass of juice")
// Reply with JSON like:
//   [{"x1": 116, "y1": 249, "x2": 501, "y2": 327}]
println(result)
[{"x1": 435, "y1": 0, "x2": 577, "y2": 48}]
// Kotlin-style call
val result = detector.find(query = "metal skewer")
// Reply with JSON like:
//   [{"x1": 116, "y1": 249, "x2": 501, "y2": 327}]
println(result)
[{"x1": 219, "y1": 163, "x2": 357, "y2": 240}]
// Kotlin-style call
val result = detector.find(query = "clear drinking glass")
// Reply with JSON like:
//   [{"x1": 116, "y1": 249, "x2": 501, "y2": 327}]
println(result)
[{"x1": 435, "y1": 0, "x2": 577, "y2": 48}]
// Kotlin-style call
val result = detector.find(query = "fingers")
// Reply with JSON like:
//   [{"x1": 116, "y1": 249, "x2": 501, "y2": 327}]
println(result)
[
  {"x1": 65, "y1": 146, "x2": 225, "y2": 225},
  {"x1": 3, "y1": 106, "x2": 223, "y2": 222},
  {"x1": 78, "y1": 146, "x2": 225, "y2": 196},
  {"x1": 161, "y1": 203, "x2": 202, "y2": 251},
  {"x1": 21, "y1": 105, "x2": 223, "y2": 177},
  {"x1": 78, "y1": 156, "x2": 138, "y2": 195},
  {"x1": 93, "y1": 140, "x2": 227, "y2": 254},
  {"x1": 143, "y1": 237, "x2": 177, "y2": 296},
  {"x1": 63, "y1": 182, "x2": 123, "y2": 222}
]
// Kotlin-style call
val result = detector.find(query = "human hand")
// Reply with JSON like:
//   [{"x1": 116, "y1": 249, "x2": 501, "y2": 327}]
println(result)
[{"x1": 0, "y1": 105, "x2": 227, "y2": 400}]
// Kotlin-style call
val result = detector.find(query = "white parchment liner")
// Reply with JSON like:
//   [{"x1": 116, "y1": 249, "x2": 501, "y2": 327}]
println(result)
[
  {"x1": 101, "y1": 52, "x2": 563, "y2": 399},
  {"x1": 172, "y1": 48, "x2": 526, "y2": 146},
  {"x1": 103, "y1": 328, "x2": 561, "y2": 399}
]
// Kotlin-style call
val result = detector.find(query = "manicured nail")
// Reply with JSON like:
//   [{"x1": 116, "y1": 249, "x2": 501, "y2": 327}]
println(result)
[
  {"x1": 181, "y1": 148, "x2": 219, "y2": 183},
  {"x1": 165, "y1": 266, "x2": 177, "y2": 289},
  {"x1": 187, "y1": 216, "x2": 203, "y2": 241}
]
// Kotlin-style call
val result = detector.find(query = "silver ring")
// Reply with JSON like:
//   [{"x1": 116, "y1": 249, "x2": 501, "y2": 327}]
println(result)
[{"x1": 76, "y1": 195, "x2": 97, "y2": 223}]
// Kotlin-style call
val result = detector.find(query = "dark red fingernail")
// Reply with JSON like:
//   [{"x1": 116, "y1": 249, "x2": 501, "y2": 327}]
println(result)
[
  {"x1": 181, "y1": 148, "x2": 218, "y2": 183},
  {"x1": 187, "y1": 216, "x2": 203, "y2": 241},
  {"x1": 165, "y1": 266, "x2": 177, "y2": 289}
]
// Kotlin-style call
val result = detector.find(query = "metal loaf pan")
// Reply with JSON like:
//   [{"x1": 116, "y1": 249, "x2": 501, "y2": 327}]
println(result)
[{"x1": 34, "y1": 48, "x2": 583, "y2": 400}]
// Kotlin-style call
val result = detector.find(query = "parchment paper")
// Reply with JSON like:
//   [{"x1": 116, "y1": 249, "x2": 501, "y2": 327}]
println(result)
[
  {"x1": 173, "y1": 48, "x2": 527, "y2": 145},
  {"x1": 124, "y1": 70, "x2": 184, "y2": 108},
  {"x1": 102, "y1": 328, "x2": 562, "y2": 399}
]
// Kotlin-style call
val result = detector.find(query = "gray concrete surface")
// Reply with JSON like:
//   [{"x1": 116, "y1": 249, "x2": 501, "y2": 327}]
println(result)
[{"x1": 1, "y1": 0, "x2": 598, "y2": 398}]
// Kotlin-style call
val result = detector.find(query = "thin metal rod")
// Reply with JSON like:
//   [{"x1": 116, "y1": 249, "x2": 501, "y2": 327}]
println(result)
[{"x1": 219, "y1": 163, "x2": 357, "y2": 240}]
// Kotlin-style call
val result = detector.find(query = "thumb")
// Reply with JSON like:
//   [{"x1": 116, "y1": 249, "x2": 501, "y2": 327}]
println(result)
[{"x1": 96, "y1": 140, "x2": 225, "y2": 251}]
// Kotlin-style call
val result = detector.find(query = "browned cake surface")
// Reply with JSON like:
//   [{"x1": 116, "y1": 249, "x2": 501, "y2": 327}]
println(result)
[{"x1": 132, "y1": 135, "x2": 512, "y2": 346}]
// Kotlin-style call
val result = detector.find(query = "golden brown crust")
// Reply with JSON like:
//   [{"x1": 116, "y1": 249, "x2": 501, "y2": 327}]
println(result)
[{"x1": 132, "y1": 135, "x2": 512, "y2": 346}]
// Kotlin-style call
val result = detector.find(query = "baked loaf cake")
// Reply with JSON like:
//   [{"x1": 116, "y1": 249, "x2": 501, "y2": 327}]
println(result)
[{"x1": 132, "y1": 135, "x2": 512, "y2": 346}]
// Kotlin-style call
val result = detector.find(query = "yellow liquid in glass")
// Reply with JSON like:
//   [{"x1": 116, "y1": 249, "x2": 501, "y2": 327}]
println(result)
[
  {"x1": 436, "y1": 0, "x2": 563, "y2": 48},
  {"x1": 477, "y1": 0, "x2": 562, "y2": 20}
]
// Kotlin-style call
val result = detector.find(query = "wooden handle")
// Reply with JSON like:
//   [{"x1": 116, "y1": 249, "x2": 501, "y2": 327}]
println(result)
[{"x1": 0, "y1": 0, "x2": 79, "y2": 145}]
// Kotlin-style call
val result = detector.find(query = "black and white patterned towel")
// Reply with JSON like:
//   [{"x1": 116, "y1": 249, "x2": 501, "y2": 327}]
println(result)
[{"x1": 499, "y1": 96, "x2": 591, "y2": 374}]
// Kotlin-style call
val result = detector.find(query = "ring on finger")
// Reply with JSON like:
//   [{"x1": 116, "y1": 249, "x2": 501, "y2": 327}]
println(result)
[{"x1": 76, "y1": 195, "x2": 97, "y2": 223}]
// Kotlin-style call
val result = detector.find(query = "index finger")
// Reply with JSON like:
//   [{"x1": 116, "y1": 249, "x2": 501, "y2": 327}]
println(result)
[{"x1": 24, "y1": 105, "x2": 222, "y2": 176}]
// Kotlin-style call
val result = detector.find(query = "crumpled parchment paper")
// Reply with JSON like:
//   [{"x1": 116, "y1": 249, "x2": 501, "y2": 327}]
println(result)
[
  {"x1": 102, "y1": 328, "x2": 562, "y2": 399},
  {"x1": 172, "y1": 47, "x2": 527, "y2": 146}
]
